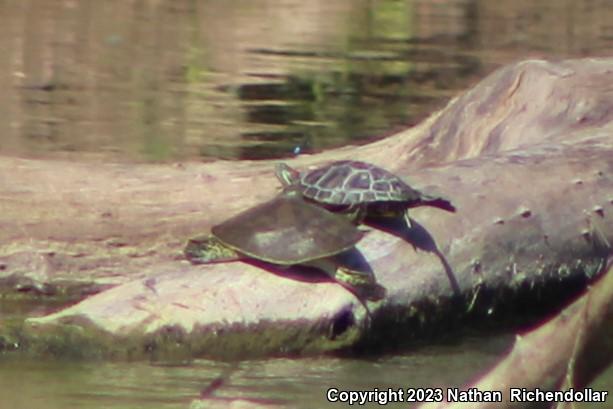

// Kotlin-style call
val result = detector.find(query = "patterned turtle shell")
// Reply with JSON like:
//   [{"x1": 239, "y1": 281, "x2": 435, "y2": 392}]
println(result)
[{"x1": 275, "y1": 160, "x2": 455, "y2": 212}]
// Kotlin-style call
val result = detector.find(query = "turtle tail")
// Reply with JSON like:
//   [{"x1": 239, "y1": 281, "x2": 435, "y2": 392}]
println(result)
[{"x1": 420, "y1": 195, "x2": 456, "y2": 212}]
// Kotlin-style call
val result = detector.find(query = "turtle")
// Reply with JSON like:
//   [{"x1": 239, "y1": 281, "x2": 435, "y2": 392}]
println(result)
[
  {"x1": 275, "y1": 160, "x2": 455, "y2": 229},
  {"x1": 184, "y1": 188, "x2": 385, "y2": 301}
]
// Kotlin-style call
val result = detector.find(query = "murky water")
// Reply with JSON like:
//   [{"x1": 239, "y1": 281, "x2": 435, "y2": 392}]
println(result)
[
  {"x1": 1, "y1": 0, "x2": 612, "y2": 406},
  {"x1": 0, "y1": 335, "x2": 510, "y2": 409},
  {"x1": 1, "y1": 0, "x2": 611, "y2": 161},
  {"x1": 3, "y1": 340, "x2": 611, "y2": 408}
]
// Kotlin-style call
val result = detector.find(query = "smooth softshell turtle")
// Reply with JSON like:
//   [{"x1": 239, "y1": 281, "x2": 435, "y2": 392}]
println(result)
[
  {"x1": 275, "y1": 160, "x2": 455, "y2": 229},
  {"x1": 184, "y1": 189, "x2": 385, "y2": 301}
]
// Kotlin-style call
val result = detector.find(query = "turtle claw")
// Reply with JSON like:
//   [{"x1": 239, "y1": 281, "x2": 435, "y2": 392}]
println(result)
[{"x1": 403, "y1": 211, "x2": 413, "y2": 229}]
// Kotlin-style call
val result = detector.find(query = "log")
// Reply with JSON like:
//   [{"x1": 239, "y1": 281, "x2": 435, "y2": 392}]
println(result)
[
  {"x1": 1, "y1": 58, "x2": 612, "y2": 359},
  {"x1": 416, "y1": 259, "x2": 613, "y2": 409}
]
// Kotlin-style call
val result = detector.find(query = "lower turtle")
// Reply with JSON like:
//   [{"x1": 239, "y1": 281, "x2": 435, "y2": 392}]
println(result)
[
  {"x1": 275, "y1": 160, "x2": 455, "y2": 229},
  {"x1": 184, "y1": 188, "x2": 385, "y2": 301}
]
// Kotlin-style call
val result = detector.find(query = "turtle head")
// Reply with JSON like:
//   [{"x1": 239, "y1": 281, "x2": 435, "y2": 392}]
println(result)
[
  {"x1": 184, "y1": 235, "x2": 239, "y2": 264},
  {"x1": 274, "y1": 163, "x2": 301, "y2": 187}
]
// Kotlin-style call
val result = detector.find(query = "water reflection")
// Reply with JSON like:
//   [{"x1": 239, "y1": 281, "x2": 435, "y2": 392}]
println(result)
[
  {"x1": 0, "y1": 359, "x2": 218, "y2": 409},
  {"x1": 0, "y1": 0, "x2": 611, "y2": 161},
  {"x1": 1, "y1": 326, "x2": 610, "y2": 408},
  {"x1": 0, "y1": 335, "x2": 511, "y2": 409}
]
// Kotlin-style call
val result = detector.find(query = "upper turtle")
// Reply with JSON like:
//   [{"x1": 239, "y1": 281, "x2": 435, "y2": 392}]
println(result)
[{"x1": 275, "y1": 160, "x2": 455, "y2": 213}]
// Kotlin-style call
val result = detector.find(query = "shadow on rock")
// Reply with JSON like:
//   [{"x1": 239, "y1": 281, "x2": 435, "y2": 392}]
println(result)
[{"x1": 364, "y1": 215, "x2": 461, "y2": 295}]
